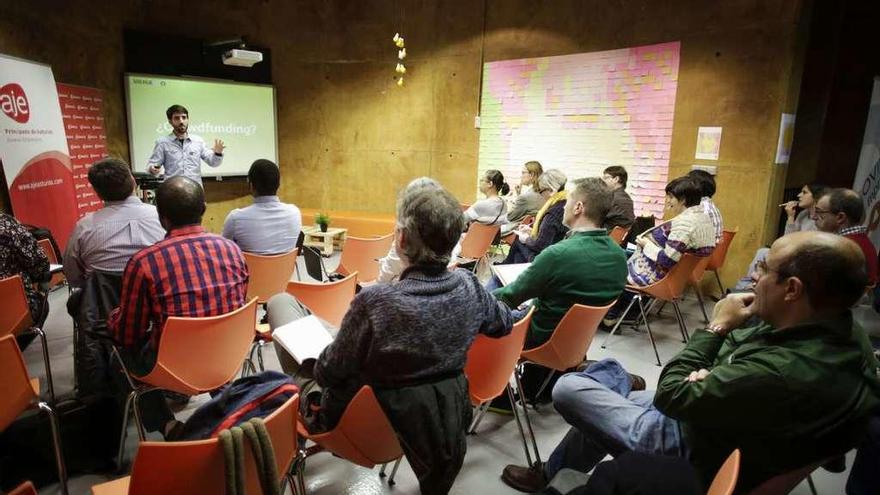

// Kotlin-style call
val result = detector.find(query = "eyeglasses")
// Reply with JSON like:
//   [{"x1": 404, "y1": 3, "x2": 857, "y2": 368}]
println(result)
[
  {"x1": 755, "y1": 259, "x2": 779, "y2": 277},
  {"x1": 812, "y1": 207, "x2": 832, "y2": 217}
]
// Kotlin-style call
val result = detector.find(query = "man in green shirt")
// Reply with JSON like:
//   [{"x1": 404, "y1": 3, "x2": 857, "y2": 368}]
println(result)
[
  {"x1": 493, "y1": 177, "x2": 627, "y2": 349},
  {"x1": 502, "y1": 231, "x2": 880, "y2": 493}
]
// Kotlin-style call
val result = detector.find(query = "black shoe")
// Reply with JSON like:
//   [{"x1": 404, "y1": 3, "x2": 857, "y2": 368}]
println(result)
[
  {"x1": 502, "y1": 463, "x2": 547, "y2": 492},
  {"x1": 162, "y1": 419, "x2": 185, "y2": 441}
]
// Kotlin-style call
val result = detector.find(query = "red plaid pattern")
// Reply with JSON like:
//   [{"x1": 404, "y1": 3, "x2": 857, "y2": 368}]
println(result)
[{"x1": 108, "y1": 225, "x2": 249, "y2": 349}]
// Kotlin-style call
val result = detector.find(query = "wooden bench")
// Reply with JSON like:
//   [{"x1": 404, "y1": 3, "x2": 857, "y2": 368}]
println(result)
[{"x1": 300, "y1": 208, "x2": 395, "y2": 238}]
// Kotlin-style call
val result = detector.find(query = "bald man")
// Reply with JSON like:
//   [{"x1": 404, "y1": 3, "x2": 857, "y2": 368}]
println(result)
[
  {"x1": 813, "y1": 188, "x2": 878, "y2": 286},
  {"x1": 503, "y1": 232, "x2": 880, "y2": 493},
  {"x1": 108, "y1": 177, "x2": 249, "y2": 439}
]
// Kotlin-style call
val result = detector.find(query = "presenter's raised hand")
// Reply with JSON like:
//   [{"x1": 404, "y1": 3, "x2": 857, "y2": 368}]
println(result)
[
  {"x1": 148, "y1": 164, "x2": 162, "y2": 176},
  {"x1": 213, "y1": 139, "x2": 226, "y2": 155}
]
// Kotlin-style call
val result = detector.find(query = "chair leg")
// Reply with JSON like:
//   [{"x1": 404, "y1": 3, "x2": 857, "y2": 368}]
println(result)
[
  {"x1": 693, "y1": 286, "x2": 710, "y2": 324},
  {"x1": 513, "y1": 370, "x2": 543, "y2": 466},
  {"x1": 34, "y1": 328, "x2": 56, "y2": 404},
  {"x1": 671, "y1": 301, "x2": 689, "y2": 343},
  {"x1": 507, "y1": 383, "x2": 534, "y2": 467},
  {"x1": 807, "y1": 474, "x2": 818, "y2": 495},
  {"x1": 388, "y1": 456, "x2": 402, "y2": 486},
  {"x1": 638, "y1": 297, "x2": 662, "y2": 367},
  {"x1": 714, "y1": 270, "x2": 725, "y2": 297},
  {"x1": 131, "y1": 390, "x2": 148, "y2": 441},
  {"x1": 601, "y1": 295, "x2": 638, "y2": 349},
  {"x1": 256, "y1": 341, "x2": 266, "y2": 372},
  {"x1": 469, "y1": 402, "x2": 490, "y2": 434},
  {"x1": 38, "y1": 402, "x2": 68, "y2": 495}
]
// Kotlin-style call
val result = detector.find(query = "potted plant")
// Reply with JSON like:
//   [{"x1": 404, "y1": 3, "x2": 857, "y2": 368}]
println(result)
[{"x1": 315, "y1": 212, "x2": 331, "y2": 232}]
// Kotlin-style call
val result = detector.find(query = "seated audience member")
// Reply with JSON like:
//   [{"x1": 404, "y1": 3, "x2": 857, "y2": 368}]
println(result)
[
  {"x1": 813, "y1": 188, "x2": 878, "y2": 286},
  {"x1": 272, "y1": 182, "x2": 513, "y2": 494},
  {"x1": 222, "y1": 158, "x2": 302, "y2": 254},
  {"x1": 493, "y1": 178, "x2": 626, "y2": 348},
  {"x1": 0, "y1": 213, "x2": 50, "y2": 340},
  {"x1": 376, "y1": 177, "x2": 461, "y2": 284},
  {"x1": 505, "y1": 160, "x2": 545, "y2": 225},
  {"x1": 464, "y1": 169, "x2": 509, "y2": 227},
  {"x1": 503, "y1": 231, "x2": 880, "y2": 493},
  {"x1": 733, "y1": 182, "x2": 828, "y2": 291},
  {"x1": 108, "y1": 176, "x2": 249, "y2": 439},
  {"x1": 63, "y1": 158, "x2": 165, "y2": 288},
  {"x1": 604, "y1": 176, "x2": 714, "y2": 325},
  {"x1": 688, "y1": 169, "x2": 723, "y2": 243},
  {"x1": 602, "y1": 165, "x2": 635, "y2": 230},
  {"x1": 500, "y1": 169, "x2": 568, "y2": 264}
]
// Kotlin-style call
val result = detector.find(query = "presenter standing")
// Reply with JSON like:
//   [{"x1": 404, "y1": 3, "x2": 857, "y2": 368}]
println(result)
[{"x1": 147, "y1": 104, "x2": 225, "y2": 184}]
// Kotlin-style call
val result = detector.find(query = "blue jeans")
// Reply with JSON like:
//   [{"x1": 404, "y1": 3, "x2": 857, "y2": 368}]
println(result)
[{"x1": 545, "y1": 367, "x2": 687, "y2": 478}]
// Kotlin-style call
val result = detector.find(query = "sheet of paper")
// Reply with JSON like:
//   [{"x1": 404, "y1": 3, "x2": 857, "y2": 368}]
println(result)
[
  {"x1": 272, "y1": 315, "x2": 334, "y2": 364},
  {"x1": 491, "y1": 263, "x2": 532, "y2": 286},
  {"x1": 695, "y1": 126, "x2": 723, "y2": 160},
  {"x1": 49, "y1": 264, "x2": 63, "y2": 274}
]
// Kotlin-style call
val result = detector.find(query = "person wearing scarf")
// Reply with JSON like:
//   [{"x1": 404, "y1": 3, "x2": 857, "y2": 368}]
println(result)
[{"x1": 500, "y1": 169, "x2": 569, "y2": 264}]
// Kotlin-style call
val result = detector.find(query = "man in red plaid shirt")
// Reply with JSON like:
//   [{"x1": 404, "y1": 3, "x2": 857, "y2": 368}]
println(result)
[{"x1": 108, "y1": 176, "x2": 249, "y2": 438}]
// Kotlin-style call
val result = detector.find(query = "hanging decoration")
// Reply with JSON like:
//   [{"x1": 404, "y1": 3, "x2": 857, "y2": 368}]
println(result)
[{"x1": 393, "y1": 33, "x2": 406, "y2": 86}]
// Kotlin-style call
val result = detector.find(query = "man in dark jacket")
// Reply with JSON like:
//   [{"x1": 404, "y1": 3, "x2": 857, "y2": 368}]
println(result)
[{"x1": 502, "y1": 231, "x2": 880, "y2": 492}]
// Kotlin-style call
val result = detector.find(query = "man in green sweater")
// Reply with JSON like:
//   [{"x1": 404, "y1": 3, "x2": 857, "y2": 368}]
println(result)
[
  {"x1": 493, "y1": 177, "x2": 628, "y2": 349},
  {"x1": 502, "y1": 231, "x2": 880, "y2": 493}
]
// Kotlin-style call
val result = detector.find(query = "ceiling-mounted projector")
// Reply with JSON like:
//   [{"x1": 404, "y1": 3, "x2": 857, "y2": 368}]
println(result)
[{"x1": 223, "y1": 49, "x2": 263, "y2": 67}]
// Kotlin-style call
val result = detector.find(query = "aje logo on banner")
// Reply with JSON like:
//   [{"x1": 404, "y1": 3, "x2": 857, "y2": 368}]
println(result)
[
  {"x1": 0, "y1": 54, "x2": 76, "y2": 250},
  {"x1": 1, "y1": 83, "x2": 30, "y2": 123}
]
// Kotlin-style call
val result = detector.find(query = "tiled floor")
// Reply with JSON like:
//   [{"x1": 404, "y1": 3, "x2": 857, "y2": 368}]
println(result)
[{"x1": 21, "y1": 253, "x2": 865, "y2": 494}]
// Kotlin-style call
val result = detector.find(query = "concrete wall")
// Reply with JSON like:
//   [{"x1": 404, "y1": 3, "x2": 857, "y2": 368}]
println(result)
[{"x1": 0, "y1": 0, "x2": 807, "y2": 288}]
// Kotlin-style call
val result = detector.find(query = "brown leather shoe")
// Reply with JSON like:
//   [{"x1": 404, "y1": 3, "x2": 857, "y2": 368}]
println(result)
[
  {"x1": 630, "y1": 373, "x2": 646, "y2": 391},
  {"x1": 502, "y1": 463, "x2": 547, "y2": 492}
]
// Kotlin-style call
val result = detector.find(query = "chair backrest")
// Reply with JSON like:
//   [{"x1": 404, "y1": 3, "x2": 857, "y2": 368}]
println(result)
[
  {"x1": 640, "y1": 253, "x2": 704, "y2": 302},
  {"x1": 0, "y1": 275, "x2": 33, "y2": 338},
  {"x1": 464, "y1": 308, "x2": 534, "y2": 405},
  {"x1": 8, "y1": 481, "x2": 37, "y2": 495},
  {"x1": 301, "y1": 245, "x2": 326, "y2": 282},
  {"x1": 304, "y1": 385, "x2": 402, "y2": 468},
  {"x1": 143, "y1": 298, "x2": 259, "y2": 394},
  {"x1": 708, "y1": 229, "x2": 737, "y2": 271},
  {"x1": 338, "y1": 234, "x2": 394, "y2": 283},
  {"x1": 243, "y1": 393, "x2": 300, "y2": 494},
  {"x1": 707, "y1": 449, "x2": 741, "y2": 495},
  {"x1": 286, "y1": 272, "x2": 358, "y2": 328},
  {"x1": 125, "y1": 393, "x2": 300, "y2": 495},
  {"x1": 0, "y1": 335, "x2": 38, "y2": 431},
  {"x1": 37, "y1": 238, "x2": 65, "y2": 288},
  {"x1": 609, "y1": 226, "x2": 629, "y2": 244},
  {"x1": 459, "y1": 223, "x2": 500, "y2": 259},
  {"x1": 745, "y1": 460, "x2": 824, "y2": 495},
  {"x1": 243, "y1": 250, "x2": 299, "y2": 304},
  {"x1": 521, "y1": 301, "x2": 616, "y2": 371}
]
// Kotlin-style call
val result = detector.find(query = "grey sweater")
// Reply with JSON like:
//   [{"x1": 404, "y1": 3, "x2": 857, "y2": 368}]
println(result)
[{"x1": 314, "y1": 266, "x2": 514, "y2": 389}]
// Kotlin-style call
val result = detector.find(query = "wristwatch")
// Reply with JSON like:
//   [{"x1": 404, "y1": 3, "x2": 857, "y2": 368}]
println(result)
[{"x1": 705, "y1": 324, "x2": 725, "y2": 336}]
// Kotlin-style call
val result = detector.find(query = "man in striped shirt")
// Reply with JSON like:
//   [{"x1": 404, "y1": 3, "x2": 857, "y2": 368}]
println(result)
[{"x1": 108, "y1": 176, "x2": 248, "y2": 438}]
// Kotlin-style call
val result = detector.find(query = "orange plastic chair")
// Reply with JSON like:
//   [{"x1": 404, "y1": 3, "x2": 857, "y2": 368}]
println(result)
[
  {"x1": 707, "y1": 449, "x2": 741, "y2": 495},
  {"x1": 114, "y1": 298, "x2": 259, "y2": 466},
  {"x1": 746, "y1": 459, "x2": 824, "y2": 495},
  {"x1": 609, "y1": 225, "x2": 629, "y2": 244},
  {"x1": 602, "y1": 254, "x2": 704, "y2": 366},
  {"x1": 0, "y1": 335, "x2": 68, "y2": 495},
  {"x1": 337, "y1": 234, "x2": 394, "y2": 283},
  {"x1": 8, "y1": 481, "x2": 38, "y2": 495},
  {"x1": 0, "y1": 275, "x2": 56, "y2": 403},
  {"x1": 243, "y1": 250, "x2": 299, "y2": 304},
  {"x1": 458, "y1": 223, "x2": 501, "y2": 272},
  {"x1": 38, "y1": 238, "x2": 65, "y2": 290},
  {"x1": 243, "y1": 250, "x2": 300, "y2": 374},
  {"x1": 707, "y1": 229, "x2": 738, "y2": 296},
  {"x1": 285, "y1": 272, "x2": 358, "y2": 328},
  {"x1": 93, "y1": 393, "x2": 300, "y2": 495},
  {"x1": 510, "y1": 301, "x2": 616, "y2": 466},
  {"x1": 294, "y1": 385, "x2": 404, "y2": 490}
]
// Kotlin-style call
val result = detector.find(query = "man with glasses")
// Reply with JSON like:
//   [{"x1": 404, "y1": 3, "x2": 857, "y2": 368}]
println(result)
[
  {"x1": 813, "y1": 188, "x2": 877, "y2": 286},
  {"x1": 502, "y1": 231, "x2": 880, "y2": 493},
  {"x1": 602, "y1": 166, "x2": 635, "y2": 230}
]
